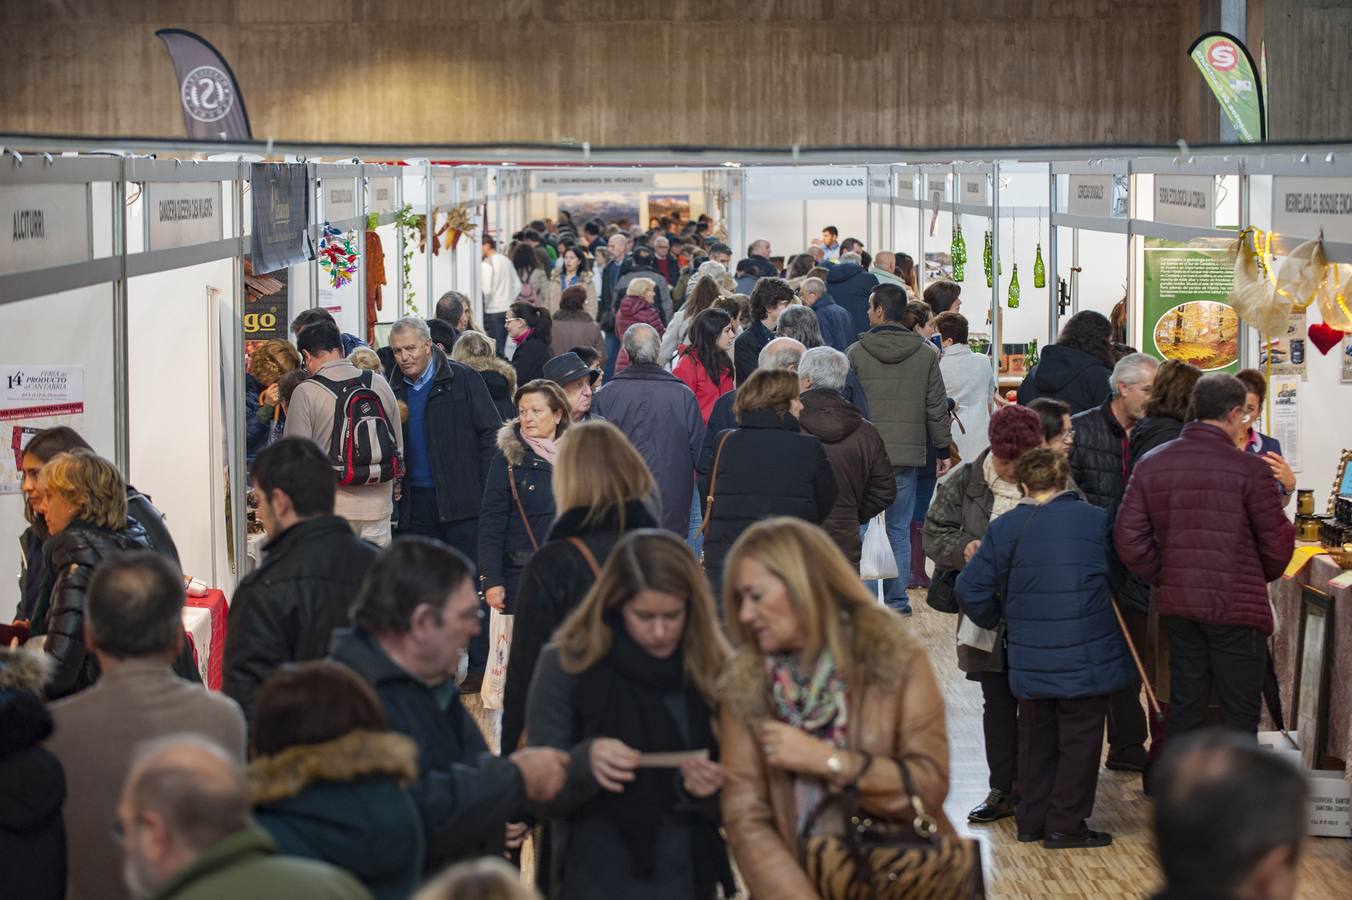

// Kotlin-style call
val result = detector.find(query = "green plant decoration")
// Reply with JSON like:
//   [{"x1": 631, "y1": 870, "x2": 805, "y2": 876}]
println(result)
[{"x1": 392, "y1": 203, "x2": 420, "y2": 315}]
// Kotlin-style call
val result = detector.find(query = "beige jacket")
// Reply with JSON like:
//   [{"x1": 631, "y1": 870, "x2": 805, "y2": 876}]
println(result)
[
  {"x1": 284, "y1": 357, "x2": 403, "y2": 523},
  {"x1": 719, "y1": 603, "x2": 954, "y2": 899},
  {"x1": 544, "y1": 269, "x2": 599, "y2": 318},
  {"x1": 46, "y1": 660, "x2": 247, "y2": 900}
]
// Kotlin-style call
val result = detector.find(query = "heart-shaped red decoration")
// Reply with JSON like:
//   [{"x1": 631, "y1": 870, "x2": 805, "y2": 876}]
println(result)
[{"x1": 1308, "y1": 322, "x2": 1345, "y2": 354}]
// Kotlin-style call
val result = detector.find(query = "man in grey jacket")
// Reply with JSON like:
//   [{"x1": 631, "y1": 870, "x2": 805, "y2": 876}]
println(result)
[
  {"x1": 592, "y1": 324, "x2": 705, "y2": 535},
  {"x1": 286, "y1": 320, "x2": 404, "y2": 546},
  {"x1": 47, "y1": 552, "x2": 246, "y2": 900},
  {"x1": 848, "y1": 283, "x2": 953, "y2": 614}
]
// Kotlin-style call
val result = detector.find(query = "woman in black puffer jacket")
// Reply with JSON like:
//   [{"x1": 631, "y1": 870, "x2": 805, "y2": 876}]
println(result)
[
  {"x1": 1128, "y1": 360, "x2": 1202, "y2": 472},
  {"x1": 32, "y1": 450, "x2": 153, "y2": 699},
  {"x1": 0, "y1": 647, "x2": 66, "y2": 900},
  {"x1": 1016, "y1": 310, "x2": 1116, "y2": 414},
  {"x1": 696, "y1": 368, "x2": 837, "y2": 589}
]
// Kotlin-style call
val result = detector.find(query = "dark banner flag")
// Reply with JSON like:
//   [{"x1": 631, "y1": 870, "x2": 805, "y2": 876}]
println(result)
[
  {"x1": 154, "y1": 29, "x2": 252, "y2": 141},
  {"x1": 250, "y1": 164, "x2": 314, "y2": 274}
]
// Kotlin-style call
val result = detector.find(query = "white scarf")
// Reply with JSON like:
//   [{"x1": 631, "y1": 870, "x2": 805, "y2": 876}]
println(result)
[{"x1": 984, "y1": 454, "x2": 1022, "y2": 521}]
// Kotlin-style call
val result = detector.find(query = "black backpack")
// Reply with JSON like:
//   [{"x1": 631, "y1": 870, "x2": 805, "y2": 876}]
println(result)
[{"x1": 310, "y1": 371, "x2": 401, "y2": 486}]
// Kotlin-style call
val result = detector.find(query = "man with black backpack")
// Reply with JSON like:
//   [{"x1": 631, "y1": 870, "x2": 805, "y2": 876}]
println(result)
[{"x1": 287, "y1": 320, "x2": 404, "y2": 546}]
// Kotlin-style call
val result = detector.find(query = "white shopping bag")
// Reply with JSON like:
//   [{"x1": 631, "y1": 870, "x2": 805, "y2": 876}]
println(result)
[
  {"x1": 859, "y1": 514, "x2": 899, "y2": 581},
  {"x1": 956, "y1": 614, "x2": 1000, "y2": 653},
  {"x1": 481, "y1": 609, "x2": 513, "y2": 710}
]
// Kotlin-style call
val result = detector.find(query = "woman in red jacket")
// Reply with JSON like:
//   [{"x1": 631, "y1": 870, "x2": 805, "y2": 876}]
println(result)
[{"x1": 673, "y1": 308, "x2": 736, "y2": 424}]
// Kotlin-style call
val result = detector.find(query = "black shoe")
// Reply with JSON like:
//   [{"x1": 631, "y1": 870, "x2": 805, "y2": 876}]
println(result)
[
  {"x1": 967, "y1": 789, "x2": 1017, "y2": 824},
  {"x1": 1017, "y1": 832, "x2": 1044, "y2": 843},
  {"x1": 1105, "y1": 746, "x2": 1148, "y2": 772},
  {"x1": 1044, "y1": 829, "x2": 1112, "y2": 849}
]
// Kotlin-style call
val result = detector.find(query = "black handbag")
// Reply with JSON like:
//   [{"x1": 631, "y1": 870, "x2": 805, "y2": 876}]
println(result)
[
  {"x1": 798, "y1": 754, "x2": 985, "y2": 899},
  {"x1": 925, "y1": 568, "x2": 960, "y2": 614}
]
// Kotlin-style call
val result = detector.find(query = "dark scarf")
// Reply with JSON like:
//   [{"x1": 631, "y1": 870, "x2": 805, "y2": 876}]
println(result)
[{"x1": 572, "y1": 619, "x2": 732, "y2": 895}]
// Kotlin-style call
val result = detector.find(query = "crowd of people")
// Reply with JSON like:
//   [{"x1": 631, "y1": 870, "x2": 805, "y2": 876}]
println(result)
[{"x1": 1, "y1": 210, "x2": 1316, "y2": 900}]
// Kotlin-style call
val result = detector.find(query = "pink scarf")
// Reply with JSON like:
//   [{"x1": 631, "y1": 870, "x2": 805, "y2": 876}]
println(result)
[
  {"x1": 523, "y1": 432, "x2": 558, "y2": 463},
  {"x1": 512, "y1": 328, "x2": 533, "y2": 346}
]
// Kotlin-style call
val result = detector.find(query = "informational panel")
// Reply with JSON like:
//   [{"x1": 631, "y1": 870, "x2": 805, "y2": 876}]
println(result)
[
  {"x1": 959, "y1": 173, "x2": 989, "y2": 206},
  {"x1": 1141, "y1": 239, "x2": 1238, "y2": 372},
  {"x1": 146, "y1": 181, "x2": 223, "y2": 250},
  {"x1": 1153, "y1": 175, "x2": 1214, "y2": 228},
  {"x1": 531, "y1": 171, "x2": 655, "y2": 193},
  {"x1": 1272, "y1": 177, "x2": 1352, "y2": 243},
  {"x1": 0, "y1": 183, "x2": 90, "y2": 273},
  {"x1": 747, "y1": 168, "x2": 865, "y2": 199},
  {"x1": 368, "y1": 176, "x2": 398, "y2": 215},
  {"x1": 323, "y1": 178, "x2": 358, "y2": 222},
  {"x1": 866, "y1": 166, "x2": 891, "y2": 203}
]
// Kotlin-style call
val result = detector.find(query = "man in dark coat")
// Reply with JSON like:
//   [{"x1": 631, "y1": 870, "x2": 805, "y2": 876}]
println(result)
[
  {"x1": 733, "y1": 277, "x2": 795, "y2": 385},
  {"x1": 330, "y1": 539, "x2": 567, "y2": 872},
  {"x1": 736, "y1": 238, "x2": 779, "y2": 279},
  {"x1": 1114, "y1": 374, "x2": 1295, "y2": 737},
  {"x1": 824, "y1": 251, "x2": 880, "y2": 337},
  {"x1": 1015, "y1": 310, "x2": 1117, "y2": 414},
  {"x1": 223, "y1": 438, "x2": 379, "y2": 723},
  {"x1": 388, "y1": 317, "x2": 501, "y2": 557},
  {"x1": 801, "y1": 275, "x2": 856, "y2": 353},
  {"x1": 796, "y1": 347, "x2": 895, "y2": 566},
  {"x1": 592, "y1": 325, "x2": 704, "y2": 535}
]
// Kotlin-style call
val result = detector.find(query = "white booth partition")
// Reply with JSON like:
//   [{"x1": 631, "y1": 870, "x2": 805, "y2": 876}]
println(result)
[
  {"x1": 123, "y1": 158, "x2": 245, "y2": 594},
  {"x1": 364, "y1": 163, "x2": 404, "y2": 345}
]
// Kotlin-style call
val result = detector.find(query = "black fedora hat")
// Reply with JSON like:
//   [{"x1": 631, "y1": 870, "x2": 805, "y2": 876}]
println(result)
[{"x1": 542, "y1": 352, "x2": 599, "y2": 387}]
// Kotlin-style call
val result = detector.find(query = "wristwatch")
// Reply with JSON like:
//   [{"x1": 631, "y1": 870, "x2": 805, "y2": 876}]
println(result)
[{"x1": 826, "y1": 752, "x2": 845, "y2": 777}]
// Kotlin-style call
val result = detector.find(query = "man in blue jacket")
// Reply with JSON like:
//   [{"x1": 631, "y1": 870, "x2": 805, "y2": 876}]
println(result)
[
  {"x1": 800, "y1": 276, "x2": 856, "y2": 353},
  {"x1": 956, "y1": 448, "x2": 1133, "y2": 851},
  {"x1": 330, "y1": 539, "x2": 567, "y2": 872}
]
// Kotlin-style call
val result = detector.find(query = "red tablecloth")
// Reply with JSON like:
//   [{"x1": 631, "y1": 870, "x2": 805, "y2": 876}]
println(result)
[{"x1": 182, "y1": 589, "x2": 228, "y2": 691}]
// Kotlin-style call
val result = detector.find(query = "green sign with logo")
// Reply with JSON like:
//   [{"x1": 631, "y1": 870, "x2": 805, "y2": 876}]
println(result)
[{"x1": 1188, "y1": 32, "x2": 1267, "y2": 143}]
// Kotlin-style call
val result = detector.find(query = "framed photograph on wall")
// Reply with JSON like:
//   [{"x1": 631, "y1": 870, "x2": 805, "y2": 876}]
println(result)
[{"x1": 1294, "y1": 588, "x2": 1332, "y2": 771}]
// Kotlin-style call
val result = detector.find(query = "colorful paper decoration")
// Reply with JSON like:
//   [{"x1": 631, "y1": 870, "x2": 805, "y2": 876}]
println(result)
[
  {"x1": 1309, "y1": 321, "x2": 1344, "y2": 354},
  {"x1": 318, "y1": 222, "x2": 358, "y2": 289}
]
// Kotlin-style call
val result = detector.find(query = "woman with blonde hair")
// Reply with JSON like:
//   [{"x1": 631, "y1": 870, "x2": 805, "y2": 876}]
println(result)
[
  {"x1": 526, "y1": 530, "x2": 735, "y2": 900},
  {"x1": 612, "y1": 276, "x2": 665, "y2": 374},
  {"x1": 29, "y1": 450, "x2": 151, "y2": 698},
  {"x1": 501, "y1": 420, "x2": 659, "y2": 753},
  {"x1": 414, "y1": 857, "x2": 540, "y2": 900},
  {"x1": 247, "y1": 338, "x2": 302, "y2": 464},
  {"x1": 451, "y1": 330, "x2": 517, "y2": 420},
  {"x1": 696, "y1": 367, "x2": 837, "y2": 587},
  {"x1": 719, "y1": 518, "x2": 957, "y2": 897}
]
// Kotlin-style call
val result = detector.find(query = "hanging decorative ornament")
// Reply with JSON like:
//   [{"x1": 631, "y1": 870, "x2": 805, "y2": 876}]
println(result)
[
  {"x1": 951, "y1": 223, "x2": 966, "y2": 282},
  {"x1": 318, "y1": 222, "x2": 359, "y2": 290},
  {"x1": 1008, "y1": 264, "x2": 1021, "y2": 308},
  {"x1": 1033, "y1": 208, "x2": 1046, "y2": 289},
  {"x1": 983, "y1": 229, "x2": 993, "y2": 287}
]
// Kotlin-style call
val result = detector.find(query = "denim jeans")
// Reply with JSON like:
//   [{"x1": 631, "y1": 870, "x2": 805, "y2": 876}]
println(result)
[
  {"x1": 603, "y1": 330, "x2": 620, "y2": 381},
  {"x1": 484, "y1": 312, "x2": 508, "y2": 356},
  {"x1": 688, "y1": 490, "x2": 704, "y2": 558},
  {"x1": 883, "y1": 466, "x2": 919, "y2": 610}
]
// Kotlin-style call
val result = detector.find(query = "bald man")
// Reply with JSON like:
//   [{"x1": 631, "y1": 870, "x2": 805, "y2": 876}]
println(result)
[
  {"x1": 117, "y1": 735, "x2": 370, "y2": 900},
  {"x1": 869, "y1": 250, "x2": 906, "y2": 288}
]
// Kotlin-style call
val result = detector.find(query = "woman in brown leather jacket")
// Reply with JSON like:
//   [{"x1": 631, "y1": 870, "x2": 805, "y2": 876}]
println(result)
[{"x1": 718, "y1": 518, "x2": 953, "y2": 898}]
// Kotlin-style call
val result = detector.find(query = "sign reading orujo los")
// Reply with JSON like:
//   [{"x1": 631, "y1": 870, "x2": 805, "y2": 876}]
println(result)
[
  {"x1": 145, "y1": 181, "x2": 222, "y2": 251},
  {"x1": 1068, "y1": 174, "x2": 1113, "y2": 217},
  {"x1": 531, "y1": 171, "x2": 657, "y2": 193},
  {"x1": 1153, "y1": 175, "x2": 1214, "y2": 228},
  {"x1": 0, "y1": 183, "x2": 91, "y2": 275},
  {"x1": 368, "y1": 177, "x2": 399, "y2": 215},
  {"x1": 323, "y1": 179, "x2": 358, "y2": 223},
  {"x1": 959, "y1": 173, "x2": 989, "y2": 206},
  {"x1": 747, "y1": 168, "x2": 866, "y2": 199},
  {"x1": 1272, "y1": 177, "x2": 1352, "y2": 244},
  {"x1": 866, "y1": 166, "x2": 891, "y2": 203}
]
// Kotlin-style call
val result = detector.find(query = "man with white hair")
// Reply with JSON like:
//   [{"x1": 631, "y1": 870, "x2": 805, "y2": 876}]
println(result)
[
  {"x1": 117, "y1": 735, "x2": 368, "y2": 899},
  {"x1": 800, "y1": 275, "x2": 855, "y2": 353},
  {"x1": 592, "y1": 324, "x2": 705, "y2": 535},
  {"x1": 775, "y1": 305, "x2": 871, "y2": 417},
  {"x1": 796, "y1": 346, "x2": 896, "y2": 566},
  {"x1": 1069, "y1": 350, "x2": 1158, "y2": 773}
]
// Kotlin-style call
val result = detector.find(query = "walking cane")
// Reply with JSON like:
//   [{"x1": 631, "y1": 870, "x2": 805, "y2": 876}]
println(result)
[{"x1": 1111, "y1": 598, "x2": 1165, "y2": 728}]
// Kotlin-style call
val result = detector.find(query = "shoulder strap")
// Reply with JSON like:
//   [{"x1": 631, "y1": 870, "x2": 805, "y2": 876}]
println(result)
[
  {"x1": 567, "y1": 537, "x2": 602, "y2": 577},
  {"x1": 697, "y1": 430, "x2": 735, "y2": 538},
  {"x1": 507, "y1": 465, "x2": 539, "y2": 551}
]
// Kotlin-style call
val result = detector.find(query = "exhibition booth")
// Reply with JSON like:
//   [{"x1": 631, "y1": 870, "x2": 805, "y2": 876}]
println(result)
[{"x1": 2, "y1": 140, "x2": 1350, "y2": 786}]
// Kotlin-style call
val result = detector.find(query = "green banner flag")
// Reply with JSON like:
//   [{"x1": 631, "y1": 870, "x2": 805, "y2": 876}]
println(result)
[{"x1": 1188, "y1": 32, "x2": 1267, "y2": 143}]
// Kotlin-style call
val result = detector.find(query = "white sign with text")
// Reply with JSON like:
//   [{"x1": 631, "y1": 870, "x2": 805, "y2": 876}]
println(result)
[
  {"x1": 1272, "y1": 177, "x2": 1352, "y2": 244},
  {"x1": 531, "y1": 171, "x2": 656, "y2": 193},
  {"x1": 368, "y1": 177, "x2": 399, "y2": 215},
  {"x1": 146, "y1": 181, "x2": 222, "y2": 250},
  {"x1": 959, "y1": 174, "x2": 989, "y2": 206},
  {"x1": 1153, "y1": 175, "x2": 1214, "y2": 228},
  {"x1": 1068, "y1": 175, "x2": 1113, "y2": 217},
  {"x1": 0, "y1": 184, "x2": 90, "y2": 274},
  {"x1": 324, "y1": 179, "x2": 358, "y2": 222}
]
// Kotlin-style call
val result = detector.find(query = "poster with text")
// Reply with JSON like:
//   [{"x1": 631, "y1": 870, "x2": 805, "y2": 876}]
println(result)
[
  {"x1": 0, "y1": 365, "x2": 86, "y2": 493},
  {"x1": 1257, "y1": 311, "x2": 1307, "y2": 379},
  {"x1": 1269, "y1": 376, "x2": 1300, "y2": 472},
  {"x1": 1142, "y1": 239, "x2": 1238, "y2": 373}
]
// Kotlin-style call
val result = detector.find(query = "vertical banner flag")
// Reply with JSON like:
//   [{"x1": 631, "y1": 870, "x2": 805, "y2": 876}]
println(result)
[
  {"x1": 1187, "y1": 32, "x2": 1266, "y2": 143},
  {"x1": 155, "y1": 29, "x2": 252, "y2": 141}
]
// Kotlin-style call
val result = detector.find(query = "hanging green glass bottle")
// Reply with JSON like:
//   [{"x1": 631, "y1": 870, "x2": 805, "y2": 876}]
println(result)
[
  {"x1": 1033, "y1": 242, "x2": 1046, "y2": 289},
  {"x1": 1007, "y1": 263, "x2": 1020, "y2": 308},
  {"x1": 951, "y1": 224, "x2": 966, "y2": 282},
  {"x1": 983, "y1": 229, "x2": 993, "y2": 287}
]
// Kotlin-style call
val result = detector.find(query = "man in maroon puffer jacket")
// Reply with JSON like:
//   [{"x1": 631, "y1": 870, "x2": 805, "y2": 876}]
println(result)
[{"x1": 1114, "y1": 373, "x2": 1294, "y2": 737}]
